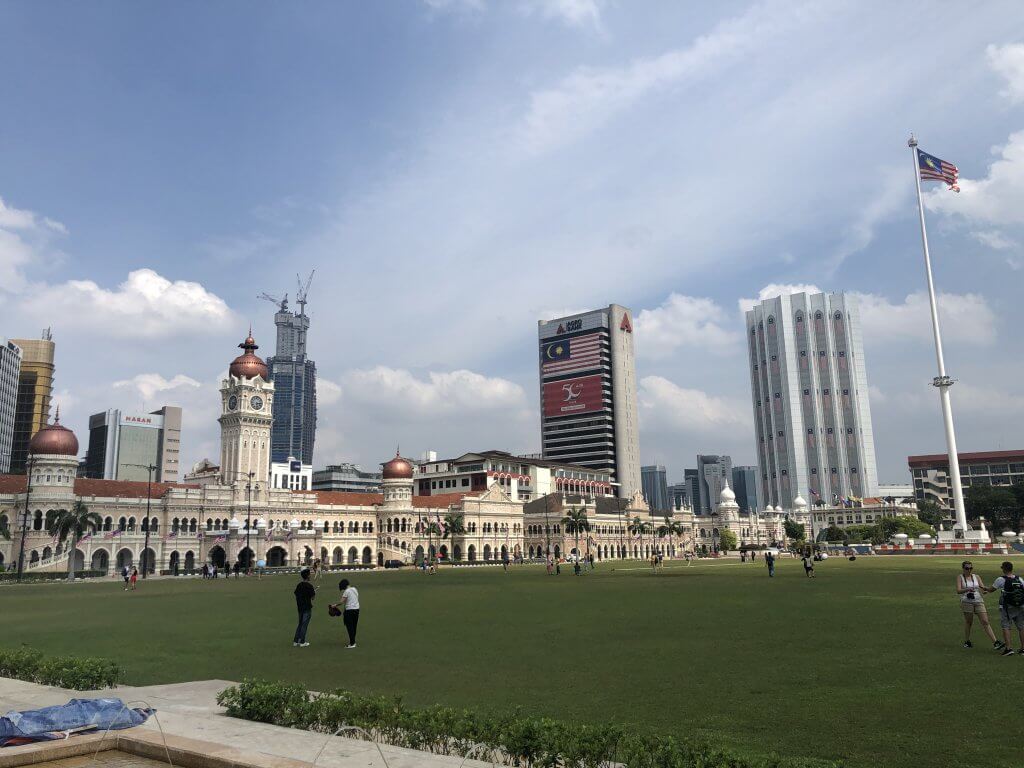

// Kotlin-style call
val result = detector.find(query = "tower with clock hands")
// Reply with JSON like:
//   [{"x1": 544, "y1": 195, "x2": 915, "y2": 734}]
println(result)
[{"x1": 219, "y1": 332, "x2": 274, "y2": 492}]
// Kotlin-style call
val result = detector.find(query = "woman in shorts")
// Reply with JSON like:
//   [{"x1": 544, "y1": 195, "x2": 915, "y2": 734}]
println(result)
[{"x1": 956, "y1": 561, "x2": 1002, "y2": 650}]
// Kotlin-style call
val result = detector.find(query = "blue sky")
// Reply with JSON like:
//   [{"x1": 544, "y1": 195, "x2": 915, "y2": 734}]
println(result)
[{"x1": 2, "y1": 0, "x2": 1023, "y2": 489}]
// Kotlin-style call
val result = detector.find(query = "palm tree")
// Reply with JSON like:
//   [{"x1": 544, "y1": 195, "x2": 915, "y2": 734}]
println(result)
[
  {"x1": 561, "y1": 507, "x2": 590, "y2": 562},
  {"x1": 443, "y1": 512, "x2": 466, "y2": 565},
  {"x1": 657, "y1": 516, "x2": 685, "y2": 562},
  {"x1": 47, "y1": 501, "x2": 102, "y2": 581},
  {"x1": 628, "y1": 515, "x2": 650, "y2": 560}
]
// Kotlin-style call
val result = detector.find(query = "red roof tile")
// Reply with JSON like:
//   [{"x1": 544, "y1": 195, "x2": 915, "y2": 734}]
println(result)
[
  {"x1": 0, "y1": 475, "x2": 27, "y2": 494},
  {"x1": 0, "y1": 475, "x2": 199, "y2": 499}
]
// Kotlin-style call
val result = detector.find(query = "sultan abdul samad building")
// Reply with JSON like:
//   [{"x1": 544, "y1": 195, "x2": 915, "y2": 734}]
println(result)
[{"x1": 0, "y1": 333, "x2": 766, "y2": 576}]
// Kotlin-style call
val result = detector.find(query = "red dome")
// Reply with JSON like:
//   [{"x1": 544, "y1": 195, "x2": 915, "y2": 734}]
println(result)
[
  {"x1": 382, "y1": 451, "x2": 414, "y2": 480},
  {"x1": 29, "y1": 410, "x2": 79, "y2": 457},
  {"x1": 229, "y1": 333, "x2": 268, "y2": 380}
]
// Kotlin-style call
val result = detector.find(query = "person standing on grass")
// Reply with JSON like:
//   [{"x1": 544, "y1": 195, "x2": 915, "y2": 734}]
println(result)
[
  {"x1": 956, "y1": 561, "x2": 1002, "y2": 650},
  {"x1": 293, "y1": 567, "x2": 315, "y2": 647},
  {"x1": 129, "y1": 566, "x2": 138, "y2": 590},
  {"x1": 801, "y1": 552, "x2": 815, "y2": 578},
  {"x1": 546, "y1": 555, "x2": 553, "y2": 576},
  {"x1": 991, "y1": 561, "x2": 1024, "y2": 656},
  {"x1": 122, "y1": 564, "x2": 131, "y2": 590},
  {"x1": 330, "y1": 578, "x2": 360, "y2": 649},
  {"x1": 766, "y1": 551, "x2": 776, "y2": 578}
]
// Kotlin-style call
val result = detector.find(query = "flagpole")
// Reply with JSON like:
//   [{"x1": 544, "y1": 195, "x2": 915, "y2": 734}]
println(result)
[{"x1": 908, "y1": 134, "x2": 968, "y2": 535}]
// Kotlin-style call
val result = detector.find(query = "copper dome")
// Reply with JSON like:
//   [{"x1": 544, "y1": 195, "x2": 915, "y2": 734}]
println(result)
[
  {"x1": 382, "y1": 450, "x2": 414, "y2": 480},
  {"x1": 29, "y1": 408, "x2": 79, "y2": 457},
  {"x1": 229, "y1": 332, "x2": 269, "y2": 380}
]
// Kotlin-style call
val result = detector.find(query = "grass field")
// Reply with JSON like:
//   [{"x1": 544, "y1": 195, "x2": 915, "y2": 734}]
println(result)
[{"x1": 2, "y1": 556, "x2": 1019, "y2": 768}]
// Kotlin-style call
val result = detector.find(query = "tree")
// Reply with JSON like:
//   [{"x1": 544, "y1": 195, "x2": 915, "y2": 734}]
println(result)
[
  {"x1": 915, "y1": 500, "x2": 944, "y2": 529},
  {"x1": 817, "y1": 525, "x2": 848, "y2": 543},
  {"x1": 657, "y1": 516, "x2": 685, "y2": 559},
  {"x1": 442, "y1": 512, "x2": 465, "y2": 565},
  {"x1": 783, "y1": 518, "x2": 805, "y2": 542},
  {"x1": 718, "y1": 529, "x2": 737, "y2": 553},
  {"x1": 842, "y1": 524, "x2": 876, "y2": 543},
  {"x1": 561, "y1": 508, "x2": 590, "y2": 560},
  {"x1": 47, "y1": 501, "x2": 102, "y2": 581},
  {"x1": 965, "y1": 485, "x2": 1021, "y2": 531},
  {"x1": 627, "y1": 516, "x2": 650, "y2": 558},
  {"x1": 879, "y1": 516, "x2": 934, "y2": 540}
]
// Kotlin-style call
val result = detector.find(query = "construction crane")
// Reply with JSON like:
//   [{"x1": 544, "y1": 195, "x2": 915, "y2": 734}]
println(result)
[
  {"x1": 258, "y1": 292, "x2": 288, "y2": 312},
  {"x1": 295, "y1": 270, "x2": 315, "y2": 318}
]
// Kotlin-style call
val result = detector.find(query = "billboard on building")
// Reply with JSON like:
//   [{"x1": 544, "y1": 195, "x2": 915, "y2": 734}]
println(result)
[
  {"x1": 542, "y1": 374, "x2": 604, "y2": 418},
  {"x1": 538, "y1": 310, "x2": 607, "y2": 340}
]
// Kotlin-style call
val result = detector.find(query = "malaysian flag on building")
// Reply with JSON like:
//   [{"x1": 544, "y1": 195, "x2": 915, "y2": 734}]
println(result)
[{"x1": 541, "y1": 333, "x2": 603, "y2": 378}]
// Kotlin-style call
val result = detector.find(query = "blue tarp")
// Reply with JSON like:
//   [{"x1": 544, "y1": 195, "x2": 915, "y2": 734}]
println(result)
[{"x1": 0, "y1": 698, "x2": 152, "y2": 746}]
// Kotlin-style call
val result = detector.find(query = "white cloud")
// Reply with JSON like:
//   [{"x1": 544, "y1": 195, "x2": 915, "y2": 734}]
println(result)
[
  {"x1": 738, "y1": 283, "x2": 822, "y2": 313},
  {"x1": 113, "y1": 373, "x2": 203, "y2": 404},
  {"x1": 520, "y1": 0, "x2": 602, "y2": 29},
  {"x1": 926, "y1": 130, "x2": 1024, "y2": 225},
  {"x1": 0, "y1": 197, "x2": 67, "y2": 291},
  {"x1": 972, "y1": 229, "x2": 1016, "y2": 250},
  {"x1": 830, "y1": 167, "x2": 909, "y2": 269},
  {"x1": 200, "y1": 233, "x2": 279, "y2": 264},
  {"x1": 342, "y1": 366, "x2": 529, "y2": 419},
  {"x1": 854, "y1": 291, "x2": 997, "y2": 346},
  {"x1": 987, "y1": 43, "x2": 1024, "y2": 103},
  {"x1": 955, "y1": 382, "x2": 1024, "y2": 415},
  {"x1": 519, "y1": 0, "x2": 823, "y2": 153},
  {"x1": 21, "y1": 269, "x2": 234, "y2": 338},
  {"x1": 318, "y1": 379, "x2": 343, "y2": 406},
  {"x1": 635, "y1": 293, "x2": 739, "y2": 359},
  {"x1": 638, "y1": 375, "x2": 751, "y2": 434}
]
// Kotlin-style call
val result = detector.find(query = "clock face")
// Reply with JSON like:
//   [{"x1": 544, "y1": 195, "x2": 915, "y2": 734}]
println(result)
[
  {"x1": 228, "y1": 395, "x2": 238, "y2": 411},
  {"x1": 250, "y1": 395, "x2": 264, "y2": 411}
]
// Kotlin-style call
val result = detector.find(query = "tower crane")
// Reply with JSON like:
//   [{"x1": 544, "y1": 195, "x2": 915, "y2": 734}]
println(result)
[
  {"x1": 258, "y1": 292, "x2": 288, "y2": 312},
  {"x1": 295, "y1": 270, "x2": 315, "y2": 318}
]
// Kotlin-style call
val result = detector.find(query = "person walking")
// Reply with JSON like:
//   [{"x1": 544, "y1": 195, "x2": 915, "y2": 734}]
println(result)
[
  {"x1": 129, "y1": 566, "x2": 138, "y2": 591},
  {"x1": 330, "y1": 578, "x2": 360, "y2": 649},
  {"x1": 801, "y1": 552, "x2": 815, "y2": 578},
  {"x1": 956, "y1": 560, "x2": 1002, "y2": 650},
  {"x1": 546, "y1": 555, "x2": 553, "y2": 576},
  {"x1": 765, "y1": 551, "x2": 776, "y2": 578},
  {"x1": 122, "y1": 564, "x2": 131, "y2": 591},
  {"x1": 293, "y1": 568, "x2": 316, "y2": 647},
  {"x1": 991, "y1": 560, "x2": 1024, "y2": 656}
]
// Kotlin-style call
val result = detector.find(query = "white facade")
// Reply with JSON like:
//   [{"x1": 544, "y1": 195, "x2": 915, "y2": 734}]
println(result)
[
  {"x1": 218, "y1": 367, "x2": 274, "y2": 489},
  {"x1": 0, "y1": 339, "x2": 22, "y2": 474},
  {"x1": 746, "y1": 291, "x2": 879, "y2": 509},
  {"x1": 537, "y1": 305, "x2": 641, "y2": 499},
  {"x1": 271, "y1": 457, "x2": 313, "y2": 491}
]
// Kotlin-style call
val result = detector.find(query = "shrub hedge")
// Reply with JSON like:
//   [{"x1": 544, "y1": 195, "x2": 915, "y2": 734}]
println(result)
[
  {"x1": 217, "y1": 679, "x2": 842, "y2": 768},
  {"x1": 0, "y1": 570, "x2": 106, "y2": 582},
  {"x1": 0, "y1": 646, "x2": 121, "y2": 690}
]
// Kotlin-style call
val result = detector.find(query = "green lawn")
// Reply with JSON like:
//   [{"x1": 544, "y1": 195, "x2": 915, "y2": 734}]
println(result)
[{"x1": 2, "y1": 556, "x2": 1018, "y2": 768}]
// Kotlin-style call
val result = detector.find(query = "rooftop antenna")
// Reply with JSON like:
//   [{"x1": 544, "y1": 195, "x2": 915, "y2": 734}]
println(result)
[{"x1": 258, "y1": 292, "x2": 288, "y2": 312}]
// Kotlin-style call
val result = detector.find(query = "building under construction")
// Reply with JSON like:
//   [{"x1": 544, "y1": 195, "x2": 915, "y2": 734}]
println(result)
[{"x1": 260, "y1": 274, "x2": 317, "y2": 465}]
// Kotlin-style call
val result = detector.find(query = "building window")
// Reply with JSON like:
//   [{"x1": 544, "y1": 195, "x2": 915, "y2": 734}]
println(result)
[{"x1": 803, "y1": 389, "x2": 810, "y2": 396}]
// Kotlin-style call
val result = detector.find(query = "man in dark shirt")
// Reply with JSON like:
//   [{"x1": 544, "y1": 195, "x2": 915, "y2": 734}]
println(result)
[{"x1": 293, "y1": 568, "x2": 316, "y2": 647}]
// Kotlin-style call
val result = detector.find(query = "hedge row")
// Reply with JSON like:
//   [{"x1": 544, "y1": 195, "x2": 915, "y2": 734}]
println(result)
[
  {"x1": 0, "y1": 646, "x2": 121, "y2": 690},
  {"x1": 0, "y1": 570, "x2": 106, "y2": 582},
  {"x1": 217, "y1": 679, "x2": 841, "y2": 768}
]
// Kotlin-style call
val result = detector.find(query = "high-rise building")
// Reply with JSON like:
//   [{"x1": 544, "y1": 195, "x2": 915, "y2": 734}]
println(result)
[
  {"x1": 641, "y1": 465, "x2": 670, "y2": 512},
  {"x1": 10, "y1": 332, "x2": 55, "y2": 474},
  {"x1": 267, "y1": 297, "x2": 317, "y2": 465},
  {"x1": 909, "y1": 450, "x2": 1024, "y2": 510},
  {"x1": 684, "y1": 469, "x2": 700, "y2": 513},
  {"x1": 83, "y1": 406, "x2": 183, "y2": 482},
  {"x1": 746, "y1": 291, "x2": 878, "y2": 509},
  {"x1": 538, "y1": 305, "x2": 641, "y2": 498},
  {"x1": 0, "y1": 339, "x2": 23, "y2": 473},
  {"x1": 312, "y1": 462, "x2": 383, "y2": 494},
  {"x1": 697, "y1": 454, "x2": 733, "y2": 515},
  {"x1": 667, "y1": 481, "x2": 689, "y2": 511},
  {"x1": 731, "y1": 465, "x2": 761, "y2": 514}
]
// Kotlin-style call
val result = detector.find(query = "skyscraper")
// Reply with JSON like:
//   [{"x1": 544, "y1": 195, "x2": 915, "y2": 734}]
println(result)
[
  {"x1": 10, "y1": 332, "x2": 55, "y2": 474},
  {"x1": 697, "y1": 454, "x2": 732, "y2": 515},
  {"x1": 746, "y1": 291, "x2": 878, "y2": 509},
  {"x1": 83, "y1": 406, "x2": 183, "y2": 482},
  {"x1": 0, "y1": 339, "x2": 22, "y2": 473},
  {"x1": 684, "y1": 469, "x2": 699, "y2": 513},
  {"x1": 731, "y1": 465, "x2": 761, "y2": 514},
  {"x1": 538, "y1": 305, "x2": 641, "y2": 498},
  {"x1": 267, "y1": 298, "x2": 317, "y2": 465},
  {"x1": 641, "y1": 465, "x2": 670, "y2": 512}
]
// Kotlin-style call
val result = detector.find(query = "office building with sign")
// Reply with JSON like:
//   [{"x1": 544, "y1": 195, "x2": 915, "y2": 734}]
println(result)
[
  {"x1": 0, "y1": 339, "x2": 22, "y2": 474},
  {"x1": 537, "y1": 305, "x2": 641, "y2": 498},
  {"x1": 746, "y1": 290, "x2": 878, "y2": 509},
  {"x1": 270, "y1": 456, "x2": 313, "y2": 491},
  {"x1": 83, "y1": 406, "x2": 182, "y2": 482}
]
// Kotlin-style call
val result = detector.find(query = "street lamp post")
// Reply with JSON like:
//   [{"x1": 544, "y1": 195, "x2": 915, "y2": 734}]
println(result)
[
  {"x1": 126, "y1": 463, "x2": 157, "y2": 578},
  {"x1": 16, "y1": 456, "x2": 35, "y2": 582},
  {"x1": 544, "y1": 493, "x2": 552, "y2": 558}
]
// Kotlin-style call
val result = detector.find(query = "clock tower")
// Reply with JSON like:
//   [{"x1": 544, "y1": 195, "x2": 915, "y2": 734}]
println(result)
[{"x1": 219, "y1": 332, "x2": 274, "y2": 490}]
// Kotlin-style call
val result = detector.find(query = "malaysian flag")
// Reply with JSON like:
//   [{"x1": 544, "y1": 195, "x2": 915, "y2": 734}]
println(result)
[
  {"x1": 79, "y1": 533, "x2": 92, "y2": 544},
  {"x1": 214, "y1": 535, "x2": 227, "y2": 543},
  {"x1": 164, "y1": 532, "x2": 177, "y2": 541},
  {"x1": 104, "y1": 529, "x2": 122, "y2": 539},
  {"x1": 541, "y1": 333, "x2": 603, "y2": 378},
  {"x1": 918, "y1": 149, "x2": 959, "y2": 192}
]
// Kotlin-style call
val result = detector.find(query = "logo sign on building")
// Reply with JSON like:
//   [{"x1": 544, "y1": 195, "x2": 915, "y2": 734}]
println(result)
[
  {"x1": 290, "y1": 460, "x2": 302, "y2": 472},
  {"x1": 120, "y1": 414, "x2": 163, "y2": 429},
  {"x1": 538, "y1": 310, "x2": 607, "y2": 340},
  {"x1": 542, "y1": 374, "x2": 605, "y2": 418}
]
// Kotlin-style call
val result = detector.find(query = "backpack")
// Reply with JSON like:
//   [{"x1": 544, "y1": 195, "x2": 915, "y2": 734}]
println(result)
[{"x1": 1003, "y1": 575, "x2": 1024, "y2": 608}]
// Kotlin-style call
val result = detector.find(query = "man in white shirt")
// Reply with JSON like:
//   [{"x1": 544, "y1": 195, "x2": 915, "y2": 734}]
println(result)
[
  {"x1": 990, "y1": 561, "x2": 1024, "y2": 657},
  {"x1": 331, "y1": 578, "x2": 361, "y2": 649}
]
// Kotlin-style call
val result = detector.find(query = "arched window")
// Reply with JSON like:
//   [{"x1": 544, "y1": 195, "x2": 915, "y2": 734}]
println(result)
[{"x1": 206, "y1": 518, "x2": 213, "y2": 531}]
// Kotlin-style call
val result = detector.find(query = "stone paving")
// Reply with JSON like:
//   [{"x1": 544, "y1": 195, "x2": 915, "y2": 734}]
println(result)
[{"x1": 0, "y1": 677, "x2": 487, "y2": 768}]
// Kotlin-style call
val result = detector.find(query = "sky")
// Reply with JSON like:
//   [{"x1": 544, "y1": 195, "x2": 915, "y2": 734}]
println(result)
[{"x1": 1, "y1": 1, "x2": 1023, "y2": 488}]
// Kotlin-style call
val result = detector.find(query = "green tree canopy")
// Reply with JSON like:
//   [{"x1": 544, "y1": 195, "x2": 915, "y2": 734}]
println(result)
[
  {"x1": 783, "y1": 518, "x2": 805, "y2": 542},
  {"x1": 915, "y1": 500, "x2": 944, "y2": 529},
  {"x1": 718, "y1": 529, "x2": 737, "y2": 552}
]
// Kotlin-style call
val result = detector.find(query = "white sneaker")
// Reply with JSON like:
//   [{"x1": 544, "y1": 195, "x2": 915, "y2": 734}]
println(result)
[
  {"x1": 300, "y1": 642, "x2": 310, "y2": 647},
  {"x1": 346, "y1": 644, "x2": 357, "y2": 649},
  {"x1": 293, "y1": 642, "x2": 300, "y2": 647}
]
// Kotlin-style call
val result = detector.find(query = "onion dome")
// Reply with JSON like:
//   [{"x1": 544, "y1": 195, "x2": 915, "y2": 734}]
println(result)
[
  {"x1": 228, "y1": 517, "x2": 241, "y2": 530},
  {"x1": 764, "y1": 504, "x2": 774, "y2": 514},
  {"x1": 719, "y1": 483, "x2": 736, "y2": 504},
  {"x1": 774, "y1": 505, "x2": 784, "y2": 513},
  {"x1": 382, "y1": 449, "x2": 414, "y2": 480},
  {"x1": 793, "y1": 495, "x2": 808, "y2": 510},
  {"x1": 29, "y1": 407, "x2": 79, "y2": 457},
  {"x1": 229, "y1": 330, "x2": 268, "y2": 380}
]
